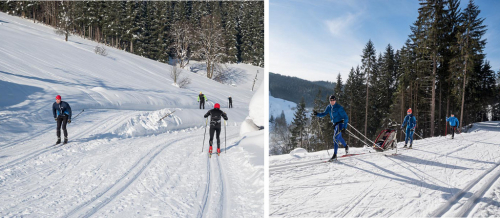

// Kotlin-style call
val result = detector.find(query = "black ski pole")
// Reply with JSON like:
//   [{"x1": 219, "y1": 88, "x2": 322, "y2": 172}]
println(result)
[
  {"x1": 72, "y1": 109, "x2": 85, "y2": 120},
  {"x1": 202, "y1": 118, "x2": 208, "y2": 152},
  {"x1": 225, "y1": 120, "x2": 227, "y2": 154}
]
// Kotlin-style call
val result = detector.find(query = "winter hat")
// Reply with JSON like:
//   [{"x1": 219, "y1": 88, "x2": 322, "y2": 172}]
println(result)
[
  {"x1": 407, "y1": 108, "x2": 412, "y2": 113},
  {"x1": 56, "y1": 95, "x2": 61, "y2": 100},
  {"x1": 329, "y1": 95, "x2": 336, "y2": 101},
  {"x1": 214, "y1": 103, "x2": 220, "y2": 109}
]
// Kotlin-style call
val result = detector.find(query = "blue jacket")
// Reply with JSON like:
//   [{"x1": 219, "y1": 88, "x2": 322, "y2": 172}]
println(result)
[
  {"x1": 53, "y1": 101, "x2": 72, "y2": 119},
  {"x1": 403, "y1": 114, "x2": 417, "y2": 129},
  {"x1": 446, "y1": 117, "x2": 459, "y2": 127},
  {"x1": 316, "y1": 103, "x2": 349, "y2": 125}
]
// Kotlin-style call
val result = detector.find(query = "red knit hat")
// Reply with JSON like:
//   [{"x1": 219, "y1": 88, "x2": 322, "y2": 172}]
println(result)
[
  {"x1": 214, "y1": 103, "x2": 220, "y2": 109},
  {"x1": 56, "y1": 95, "x2": 61, "y2": 100},
  {"x1": 407, "y1": 108, "x2": 412, "y2": 113}
]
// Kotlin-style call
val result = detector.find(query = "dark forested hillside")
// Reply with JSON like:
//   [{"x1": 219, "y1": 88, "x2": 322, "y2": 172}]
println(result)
[
  {"x1": 312, "y1": 81, "x2": 336, "y2": 90},
  {"x1": 269, "y1": 72, "x2": 336, "y2": 107}
]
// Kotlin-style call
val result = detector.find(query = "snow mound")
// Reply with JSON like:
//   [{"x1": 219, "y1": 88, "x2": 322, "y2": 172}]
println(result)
[
  {"x1": 290, "y1": 148, "x2": 308, "y2": 157},
  {"x1": 240, "y1": 118, "x2": 261, "y2": 136},
  {"x1": 248, "y1": 82, "x2": 264, "y2": 127},
  {"x1": 112, "y1": 109, "x2": 180, "y2": 138}
]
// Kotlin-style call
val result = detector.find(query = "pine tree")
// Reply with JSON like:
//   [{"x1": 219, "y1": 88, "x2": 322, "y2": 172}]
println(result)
[
  {"x1": 290, "y1": 97, "x2": 308, "y2": 150},
  {"x1": 334, "y1": 73, "x2": 343, "y2": 101},
  {"x1": 221, "y1": 1, "x2": 239, "y2": 63},
  {"x1": 360, "y1": 40, "x2": 376, "y2": 140},
  {"x1": 456, "y1": 0, "x2": 487, "y2": 128}
]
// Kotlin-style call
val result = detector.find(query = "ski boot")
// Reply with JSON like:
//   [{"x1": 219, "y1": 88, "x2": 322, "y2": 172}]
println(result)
[
  {"x1": 403, "y1": 144, "x2": 407, "y2": 148},
  {"x1": 56, "y1": 138, "x2": 61, "y2": 145},
  {"x1": 345, "y1": 145, "x2": 349, "y2": 154},
  {"x1": 63, "y1": 137, "x2": 68, "y2": 144},
  {"x1": 328, "y1": 153, "x2": 337, "y2": 162},
  {"x1": 452, "y1": 136, "x2": 454, "y2": 139},
  {"x1": 209, "y1": 145, "x2": 213, "y2": 158},
  {"x1": 409, "y1": 143, "x2": 413, "y2": 149},
  {"x1": 217, "y1": 148, "x2": 221, "y2": 156}
]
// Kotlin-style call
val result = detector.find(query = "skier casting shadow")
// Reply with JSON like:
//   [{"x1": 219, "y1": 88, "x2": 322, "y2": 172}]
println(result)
[
  {"x1": 52, "y1": 95, "x2": 72, "y2": 144},
  {"x1": 204, "y1": 103, "x2": 228, "y2": 155},
  {"x1": 402, "y1": 108, "x2": 417, "y2": 148},
  {"x1": 446, "y1": 113, "x2": 460, "y2": 139},
  {"x1": 313, "y1": 95, "x2": 349, "y2": 161}
]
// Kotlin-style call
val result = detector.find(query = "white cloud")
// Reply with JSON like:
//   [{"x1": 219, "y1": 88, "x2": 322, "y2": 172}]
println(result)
[{"x1": 324, "y1": 12, "x2": 359, "y2": 37}]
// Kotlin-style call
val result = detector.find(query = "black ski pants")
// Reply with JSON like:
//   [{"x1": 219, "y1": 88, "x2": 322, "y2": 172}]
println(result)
[
  {"x1": 209, "y1": 126, "x2": 221, "y2": 148},
  {"x1": 200, "y1": 101, "x2": 205, "y2": 109},
  {"x1": 229, "y1": 102, "x2": 233, "y2": 108},
  {"x1": 450, "y1": 125, "x2": 456, "y2": 138},
  {"x1": 56, "y1": 115, "x2": 68, "y2": 138}
]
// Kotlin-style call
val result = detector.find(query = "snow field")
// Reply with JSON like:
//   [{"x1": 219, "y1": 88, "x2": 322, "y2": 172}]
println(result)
[{"x1": 270, "y1": 121, "x2": 500, "y2": 217}]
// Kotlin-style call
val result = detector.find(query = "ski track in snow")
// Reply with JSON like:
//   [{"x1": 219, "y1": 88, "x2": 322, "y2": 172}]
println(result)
[
  {"x1": 0, "y1": 12, "x2": 263, "y2": 217},
  {"x1": 270, "y1": 122, "x2": 500, "y2": 217}
]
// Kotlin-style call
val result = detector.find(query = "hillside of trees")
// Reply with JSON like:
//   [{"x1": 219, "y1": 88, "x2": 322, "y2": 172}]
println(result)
[
  {"x1": 269, "y1": 72, "x2": 336, "y2": 107},
  {"x1": 271, "y1": 0, "x2": 500, "y2": 155},
  {"x1": 0, "y1": 1, "x2": 264, "y2": 71}
]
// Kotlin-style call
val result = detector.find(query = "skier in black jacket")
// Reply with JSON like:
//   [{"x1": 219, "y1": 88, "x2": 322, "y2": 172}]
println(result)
[
  {"x1": 228, "y1": 96, "x2": 233, "y2": 108},
  {"x1": 204, "y1": 103, "x2": 228, "y2": 155},
  {"x1": 52, "y1": 95, "x2": 72, "y2": 144}
]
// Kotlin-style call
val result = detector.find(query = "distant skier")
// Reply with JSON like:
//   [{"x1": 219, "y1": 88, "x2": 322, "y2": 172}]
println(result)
[
  {"x1": 446, "y1": 113, "x2": 460, "y2": 139},
  {"x1": 204, "y1": 103, "x2": 228, "y2": 155},
  {"x1": 198, "y1": 92, "x2": 207, "y2": 109},
  {"x1": 401, "y1": 108, "x2": 417, "y2": 148},
  {"x1": 313, "y1": 95, "x2": 349, "y2": 161},
  {"x1": 228, "y1": 96, "x2": 233, "y2": 108},
  {"x1": 52, "y1": 95, "x2": 72, "y2": 144}
]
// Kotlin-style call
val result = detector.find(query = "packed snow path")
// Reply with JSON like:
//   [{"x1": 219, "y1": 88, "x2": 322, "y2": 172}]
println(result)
[
  {"x1": 270, "y1": 121, "x2": 500, "y2": 217},
  {"x1": 0, "y1": 109, "x2": 261, "y2": 217},
  {"x1": 0, "y1": 12, "x2": 263, "y2": 217}
]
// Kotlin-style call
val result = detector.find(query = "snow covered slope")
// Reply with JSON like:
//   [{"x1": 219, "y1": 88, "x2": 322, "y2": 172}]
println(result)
[
  {"x1": 269, "y1": 95, "x2": 296, "y2": 124},
  {"x1": 0, "y1": 12, "x2": 263, "y2": 217},
  {"x1": 270, "y1": 121, "x2": 500, "y2": 217}
]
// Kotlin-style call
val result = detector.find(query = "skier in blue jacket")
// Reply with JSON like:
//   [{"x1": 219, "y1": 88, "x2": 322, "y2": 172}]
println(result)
[
  {"x1": 313, "y1": 95, "x2": 349, "y2": 161},
  {"x1": 402, "y1": 108, "x2": 417, "y2": 148},
  {"x1": 446, "y1": 113, "x2": 460, "y2": 139},
  {"x1": 52, "y1": 95, "x2": 72, "y2": 144}
]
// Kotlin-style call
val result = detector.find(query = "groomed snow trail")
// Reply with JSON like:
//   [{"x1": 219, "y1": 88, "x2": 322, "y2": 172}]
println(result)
[
  {"x1": 270, "y1": 121, "x2": 500, "y2": 217},
  {"x1": 0, "y1": 12, "x2": 263, "y2": 217}
]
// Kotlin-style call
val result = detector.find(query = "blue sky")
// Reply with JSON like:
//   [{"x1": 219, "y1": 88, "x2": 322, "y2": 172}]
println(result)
[{"x1": 270, "y1": 0, "x2": 500, "y2": 83}]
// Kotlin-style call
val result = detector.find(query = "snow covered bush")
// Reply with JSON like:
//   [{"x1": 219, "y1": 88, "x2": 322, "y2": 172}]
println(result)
[
  {"x1": 94, "y1": 45, "x2": 108, "y2": 56},
  {"x1": 170, "y1": 66, "x2": 190, "y2": 88}
]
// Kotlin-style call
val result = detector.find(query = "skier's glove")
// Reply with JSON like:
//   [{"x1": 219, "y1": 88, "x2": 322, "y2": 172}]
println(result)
[
  {"x1": 68, "y1": 119, "x2": 71, "y2": 124},
  {"x1": 341, "y1": 124, "x2": 347, "y2": 134},
  {"x1": 411, "y1": 128, "x2": 415, "y2": 131},
  {"x1": 54, "y1": 118, "x2": 57, "y2": 122},
  {"x1": 313, "y1": 111, "x2": 318, "y2": 116}
]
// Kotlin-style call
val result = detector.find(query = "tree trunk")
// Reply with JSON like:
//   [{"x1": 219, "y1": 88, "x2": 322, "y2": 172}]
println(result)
[
  {"x1": 401, "y1": 89, "x2": 404, "y2": 142},
  {"x1": 365, "y1": 71, "x2": 369, "y2": 140},
  {"x1": 439, "y1": 83, "x2": 442, "y2": 135},
  {"x1": 461, "y1": 61, "x2": 467, "y2": 129},
  {"x1": 430, "y1": 54, "x2": 436, "y2": 137}
]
